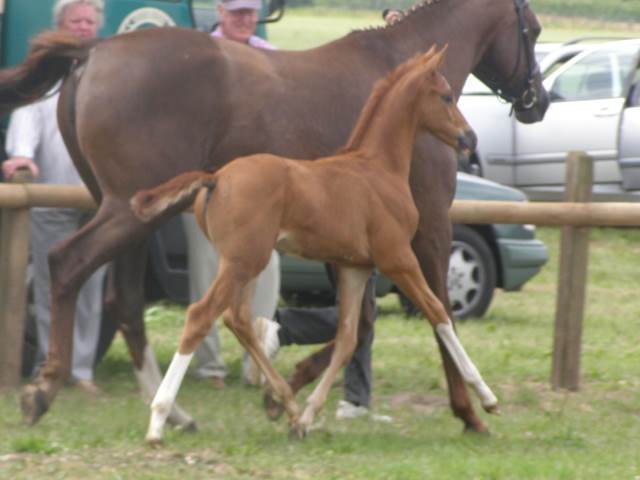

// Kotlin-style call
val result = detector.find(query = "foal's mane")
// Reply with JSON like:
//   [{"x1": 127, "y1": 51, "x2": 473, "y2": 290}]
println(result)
[{"x1": 341, "y1": 52, "x2": 434, "y2": 152}]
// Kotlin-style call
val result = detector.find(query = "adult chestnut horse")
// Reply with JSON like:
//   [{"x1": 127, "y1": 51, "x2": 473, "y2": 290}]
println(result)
[
  {"x1": 0, "y1": 0, "x2": 548, "y2": 433},
  {"x1": 131, "y1": 47, "x2": 490, "y2": 442}
]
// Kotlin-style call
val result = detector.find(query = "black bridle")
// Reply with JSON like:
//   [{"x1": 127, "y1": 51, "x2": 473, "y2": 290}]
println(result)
[{"x1": 482, "y1": 0, "x2": 539, "y2": 110}]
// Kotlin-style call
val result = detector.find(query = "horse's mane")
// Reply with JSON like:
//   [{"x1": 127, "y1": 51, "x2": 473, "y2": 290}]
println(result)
[
  {"x1": 340, "y1": 52, "x2": 432, "y2": 153},
  {"x1": 352, "y1": 0, "x2": 445, "y2": 34}
]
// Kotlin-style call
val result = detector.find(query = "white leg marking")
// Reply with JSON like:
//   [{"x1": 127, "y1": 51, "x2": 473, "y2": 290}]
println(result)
[
  {"x1": 146, "y1": 351, "x2": 193, "y2": 443},
  {"x1": 436, "y1": 321, "x2": 498, "y2": 409},
  {"x1": 134, "y1": 345, "x2": 195, "y2": 428}
]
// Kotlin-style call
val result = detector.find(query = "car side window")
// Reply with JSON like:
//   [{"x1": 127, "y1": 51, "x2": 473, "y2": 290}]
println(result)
[{"x1": 550, "y1": 49, "x2": 636, "y2": 102}]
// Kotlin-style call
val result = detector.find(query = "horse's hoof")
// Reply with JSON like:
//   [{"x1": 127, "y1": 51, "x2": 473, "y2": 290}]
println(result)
[
  {"x1": 483, "y1": 403, "x2": 500, "y2": 415},
  {"x1": 20, "y1": 385, "x2": 49, "y2": 426},
  {"x1": 463, "y1": 424, "x2": 491, "y2": 436},
  {"x1": 462, "y1": 418, "x2": 490, "y2": 436},
  {"x1": 146, "y1": 436, "x2": 164, "y2": 448},
  {"x1": 263, "y1": 392, "x2": 285, "y2": 421},
  {"x1": 288, "y1": 423, "x2": 307, "y2": 441},
  {"x1": 176, "y1": 420, "x2": 198, "y2": 433}
]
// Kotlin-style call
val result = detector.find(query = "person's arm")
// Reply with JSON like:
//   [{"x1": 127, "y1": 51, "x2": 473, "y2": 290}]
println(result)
[{"x1": 3, "y1": 104, "x2": 41, "y2": 179}]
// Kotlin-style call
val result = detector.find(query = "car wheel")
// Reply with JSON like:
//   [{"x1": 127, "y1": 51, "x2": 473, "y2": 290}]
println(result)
[
  {"x1": 399, "y1": 225, "x2": 497, "y2": 320},
  {"x1": 447, "y1": 225, "x2": 496, "y2": 319}
]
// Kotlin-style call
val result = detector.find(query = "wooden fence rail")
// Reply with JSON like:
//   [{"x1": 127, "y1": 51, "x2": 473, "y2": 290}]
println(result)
[
  {"x1": 2, "y1": 184, "x2": 640, "y2": 225},
  {"x1": 0, "y1": 153, "x2": 636, "y2": 391}
]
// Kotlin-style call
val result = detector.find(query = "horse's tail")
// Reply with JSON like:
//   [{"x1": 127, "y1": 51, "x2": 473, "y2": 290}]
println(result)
[
  {"x1": 130, "y1": 171, "x2": 217, "y2": 223},
  {"x1": 0, "y1": 31, "x2": 96, "y2": 115}
]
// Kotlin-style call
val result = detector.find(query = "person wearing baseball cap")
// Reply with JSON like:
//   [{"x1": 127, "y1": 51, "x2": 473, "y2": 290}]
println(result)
[{"x1": 211, "y1": 0, "x2": 275, "y2": 49}]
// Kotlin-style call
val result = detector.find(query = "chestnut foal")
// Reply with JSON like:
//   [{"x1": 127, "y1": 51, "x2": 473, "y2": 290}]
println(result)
[{"x1": 131, "y1": 47, "x2": 497, "y2": 444}]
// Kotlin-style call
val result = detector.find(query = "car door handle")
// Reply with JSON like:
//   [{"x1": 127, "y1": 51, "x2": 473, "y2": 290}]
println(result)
[{"x1": 594, "y1": 107, "x2": 619, "y2": 118}]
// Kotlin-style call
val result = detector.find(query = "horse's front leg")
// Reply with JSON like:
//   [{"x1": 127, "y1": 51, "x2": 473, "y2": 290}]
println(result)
[
  {"x1": 263, "y1": 276, "x2": 377, "y2": 420},
  {"x1": 105, "y1": 243, "x2": 195, "y2": 430},
  {"x1": 382, "y1": 247, "x2": 498, "y2": 416},
  {"x1": 293, "y1": 267, "x2": 372, "y2": 439},
  {"x1": 410, "y1": 144, "x2": 489, "y2": 433}
]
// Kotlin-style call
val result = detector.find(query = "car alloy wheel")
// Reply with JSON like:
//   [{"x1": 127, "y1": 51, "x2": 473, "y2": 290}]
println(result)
[{"x1": 447, "y1": 225, "x2": 497, "y2": 319}]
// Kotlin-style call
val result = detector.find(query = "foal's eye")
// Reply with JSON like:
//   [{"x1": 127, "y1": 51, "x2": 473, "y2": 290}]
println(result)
[{"x1": 442, "y1": 94, "x2": 453, "y2": 104}]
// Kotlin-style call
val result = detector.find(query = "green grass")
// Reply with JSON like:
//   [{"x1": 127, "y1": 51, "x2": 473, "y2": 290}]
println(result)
[{"x1": 1, "y1": 227, "x2": 639, "y2": 479}]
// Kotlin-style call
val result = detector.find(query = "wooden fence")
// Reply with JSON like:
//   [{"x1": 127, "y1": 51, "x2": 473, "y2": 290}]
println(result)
[{"x1": 1, "y1": 152, "x2": 638, "y2": 391}]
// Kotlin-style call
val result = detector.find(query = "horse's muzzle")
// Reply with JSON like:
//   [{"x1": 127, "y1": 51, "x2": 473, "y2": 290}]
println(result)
[
  {"x1": 457, "y1": 128, "x2": 478, "y2": 153},
  {"x1": 514, "y1": 85, "x2": 550, "y2": 124}
]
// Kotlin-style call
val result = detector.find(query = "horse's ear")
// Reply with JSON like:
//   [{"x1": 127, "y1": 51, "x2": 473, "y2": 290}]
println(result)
[
  {"x1": 435, "y1": 44, "x2": 448, "y2": 68},
  {"x1": 422, "y1": 44, "x2": 438, "y2": 64},
  {"x1": 423, "y1": 44, "x2": 448, "y2": 74}
]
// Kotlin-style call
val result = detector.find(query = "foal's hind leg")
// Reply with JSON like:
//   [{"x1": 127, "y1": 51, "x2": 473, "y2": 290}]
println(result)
[
  {"x1": 21, "y1": 199, "x2": 153, "y2": 425},
  {"x1": 105, "y1": 244, "x2": 195, "y2": 430},
  {"x1": 146, "y1": 264, "x2": 238, "y2": 444},
  {"x1": 380, "y1": 248, "x2": 498, "y2": 414},
  {"x1": 293, "y1": 267, "x2": 372, "y2": 438}
]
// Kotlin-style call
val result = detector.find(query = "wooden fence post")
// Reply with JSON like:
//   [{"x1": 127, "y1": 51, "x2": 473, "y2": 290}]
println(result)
[
  {"x1": 551, "y1": 151, "x2": 593, "y2": 391},
  {"x1": 0, "y1": 169, "x2": 33, "y2": 389}
]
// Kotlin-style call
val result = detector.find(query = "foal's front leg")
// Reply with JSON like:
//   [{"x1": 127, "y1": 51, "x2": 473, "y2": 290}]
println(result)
[
  {"x1": 382, "y1": 249, "x2": 498, "y2": 413},
  {"x1": 293, "y1": 267, "x2": 372, "y2": 439}
]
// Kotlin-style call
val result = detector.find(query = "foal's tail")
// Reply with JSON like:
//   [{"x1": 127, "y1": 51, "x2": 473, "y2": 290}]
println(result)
[
  {"x1": 0, "y1": 31, "x2": 96, "y2": 115},
  {"x1": 130, "y1": 171, "x2": 217, "y2": 223}
]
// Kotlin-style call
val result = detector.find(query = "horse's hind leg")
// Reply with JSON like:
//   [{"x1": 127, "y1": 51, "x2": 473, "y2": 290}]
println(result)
[
  {"x1": 20, "y1": 199, "x2": 153, "y2": 425},
  {"x1": 105, "y1": 244, "x2": 195, "y2": 430},
  {"x1": 380, "y1": 248, "x2": 498, "y2": 415}
]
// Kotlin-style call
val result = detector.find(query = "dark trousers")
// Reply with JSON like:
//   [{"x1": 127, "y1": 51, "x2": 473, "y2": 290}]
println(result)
[{"x1": 275, "y1": 273, "x2": 377, "y2": 407}]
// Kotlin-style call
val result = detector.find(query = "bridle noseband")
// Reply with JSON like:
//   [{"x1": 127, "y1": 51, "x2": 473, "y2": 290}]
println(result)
[{"x1": 483, "y1": 0, "x2": 539, "y2": 111}]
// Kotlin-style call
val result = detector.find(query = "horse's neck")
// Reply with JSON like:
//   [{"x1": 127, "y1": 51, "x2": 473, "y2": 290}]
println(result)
[{"x1": 351, "y1": 78, "x2": 422, "y2": 179}]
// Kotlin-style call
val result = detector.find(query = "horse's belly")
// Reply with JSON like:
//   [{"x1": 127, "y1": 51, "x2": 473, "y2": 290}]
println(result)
[{"x1": 275, "y1": 230, "x2": 372, "y2": 267}]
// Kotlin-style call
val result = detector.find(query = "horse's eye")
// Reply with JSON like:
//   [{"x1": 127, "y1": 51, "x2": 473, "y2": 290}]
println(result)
[{"x1": 442, "y1": 94, "x2": 453, "y2": 104}]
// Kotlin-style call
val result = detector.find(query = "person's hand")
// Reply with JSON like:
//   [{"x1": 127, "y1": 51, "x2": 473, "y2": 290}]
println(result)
[{"x1": 2, "y1": 156, "x2": 39, "y2": 180}]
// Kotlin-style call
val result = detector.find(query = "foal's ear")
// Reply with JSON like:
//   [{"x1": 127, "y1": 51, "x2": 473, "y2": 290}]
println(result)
[
  {"x1": 422, "y1": 44, "x2": 438, "y2": 64},
  {"x1": 435, "y1": 44, "x2": 448, "y2": 68},
  {"x1": 423, "y1": 44, "x2": 448, "y2": 74}
]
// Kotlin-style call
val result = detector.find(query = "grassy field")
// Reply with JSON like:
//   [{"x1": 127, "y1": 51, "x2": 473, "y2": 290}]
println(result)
[{"x1": 1, "y1": 229, "x2": 639, "y2": 479}]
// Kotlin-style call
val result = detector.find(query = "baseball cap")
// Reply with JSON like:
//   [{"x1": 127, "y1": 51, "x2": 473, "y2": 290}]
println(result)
[{"x1": 220, "y1": 0, "x2": 261, "y2": 10}]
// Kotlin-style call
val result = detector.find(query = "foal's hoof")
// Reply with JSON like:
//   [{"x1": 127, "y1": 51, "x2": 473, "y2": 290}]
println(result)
[
  {"x1": 263, "y1": 392, "x2": 285, "y2": 421},
  {"x1": 175, "y1": 420, "x2": 198, "y2": 433},
  {"x1": 145, "y1": 436, "x2": 164, "y2": 448},
  {"x1": 288, "y1": 423, "x2": 307, "y2": 441},
  {"x1": 20, "y1": 385, "x2": 49, "y2": 426}
]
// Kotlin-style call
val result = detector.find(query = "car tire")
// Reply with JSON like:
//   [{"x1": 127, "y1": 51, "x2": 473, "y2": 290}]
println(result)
[{"x1": 399, "y1": 225, "x2": 497, "y2": 320}]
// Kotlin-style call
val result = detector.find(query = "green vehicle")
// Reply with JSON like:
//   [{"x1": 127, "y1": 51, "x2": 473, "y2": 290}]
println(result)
[
  {"x1": 0, "y1": 0, "x2": 282, "y2": 69},
  {"x1": 1, "y1": 0, "x2": 282, "y2": 374}
]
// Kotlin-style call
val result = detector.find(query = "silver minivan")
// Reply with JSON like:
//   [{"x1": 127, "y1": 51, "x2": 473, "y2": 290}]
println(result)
[{"x1": 461, "y1": 38, "x2": 640, "y2": 201}]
